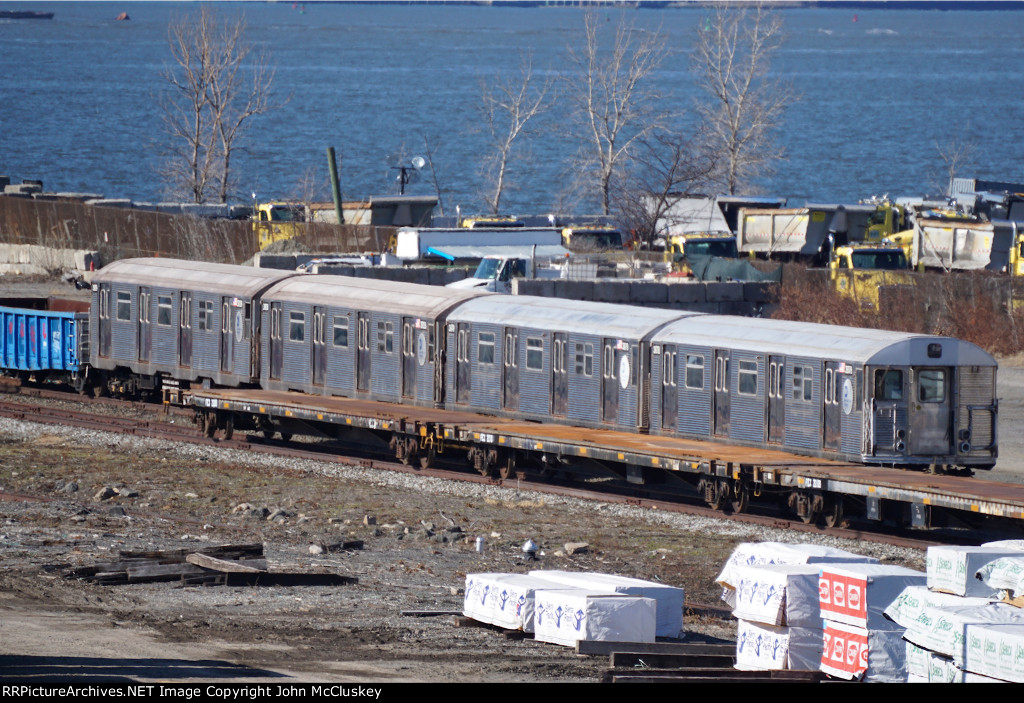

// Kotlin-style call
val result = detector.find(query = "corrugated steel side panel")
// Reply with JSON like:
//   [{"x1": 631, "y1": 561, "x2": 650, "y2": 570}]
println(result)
[
  {"x1": 0, "y1": 307, "x2": 79, "y2": 372},
  {"x1": 873, "y1": 407, "x2": 908, "y2": 453},
  {"x1": 150, "y1": 288, "x2": 179, "y2": 367},
  {"x1": 469, "y1": 322, "x2": 502, "y2": 411},
  {"x1": 728, "y1": 352, "x2": 764, "y2": 444},
  {"x1": 517, "y1": 329, "x2": 549, "y2": 417},
  {"x1": 279, "y1": 301, "x2": 312, "y2": 389},
  {"x1": 566, "y1": 335, "x2": 602, "y2": 424},
  {"x1": 110, "y1": 282, "x2": 139, "y2": 365},
  {"x1": 649, "y1": 348, "x2": 664, "y2": 432},
  {"x1": 326, "y1": 311, "x2": 356, "y2": 393},
  {"x1": 841, "y1": 368, "x2": 864, "y2": 456},
  {"x1": 783, "y1": 356, "x2": 821, "y2": 451},
  {"x1": 370, "y1": 311, "x2": 403, "y2": 403},
  {"x1": 958, "y1": 366, "x2": 996, "y2": 457},
  {"x1": 677, "y1": 346, "x2": 711, "y2": 438}
]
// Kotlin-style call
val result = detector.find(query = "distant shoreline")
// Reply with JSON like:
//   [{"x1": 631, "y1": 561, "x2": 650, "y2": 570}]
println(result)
[{"x1": 288, "y1": 0, "x2": 1024, "y2": 10}]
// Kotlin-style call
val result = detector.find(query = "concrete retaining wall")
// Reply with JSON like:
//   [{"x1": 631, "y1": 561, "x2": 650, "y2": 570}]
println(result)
[
  {"x1": 0, "y1": 244, "x2": 101, "y2": 275},
  {"x1": 515, "y1": 278, "x2": 778, "y2": 315}
]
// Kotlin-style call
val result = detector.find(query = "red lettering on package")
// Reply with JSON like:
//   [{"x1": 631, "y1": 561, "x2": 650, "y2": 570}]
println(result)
[
  {"x1": 819, "y1": 570, "x2": 868, "y2": 624},
  {"x1": 821, "y1": 623, "x2": 869, "y2": 677}
]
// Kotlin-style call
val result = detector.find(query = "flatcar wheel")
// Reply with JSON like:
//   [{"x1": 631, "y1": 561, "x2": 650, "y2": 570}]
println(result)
[
  {"x1": 202, "y1": 414, "x2": 216, "y2": 438},
  {"x1": 498, "y1": 452, "x2": 516, "y2": 480},
  {"x1": 262, "y1": 429, "x2": 275, "y2": 440},
  {"x1": 418, "y1": 448, "x2": 436, "y2": 470},
  {"x1": 279, "y1": 433, "x2": 292, "y2": 442},
  {"x1": 823, "y1": 498, "x2": 847, "y2": 529},
  {"x1": 702, "y1": 479, "x2": 727, "y2": 511},
  {"x1": 730, "y1": 484, "x2": 750, "y2": 514},
  {"x1": 222, "y1": 416, "x2": 234, "y2": 441}
]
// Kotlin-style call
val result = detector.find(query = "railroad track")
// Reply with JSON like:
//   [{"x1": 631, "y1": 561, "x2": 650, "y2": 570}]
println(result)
[{"x1": 0, "y1": 384, "x2": 999, "y2": 551}]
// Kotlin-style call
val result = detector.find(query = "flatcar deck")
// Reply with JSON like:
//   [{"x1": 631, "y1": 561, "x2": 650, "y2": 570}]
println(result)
[{"x1": 186, "y1": 387, "x2": 1024, "y2": 525}]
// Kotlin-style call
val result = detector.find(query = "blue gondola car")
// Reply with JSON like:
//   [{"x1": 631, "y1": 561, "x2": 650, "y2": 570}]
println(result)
[{"x1": 0, "y1": 305, "x2": 83, "y2": 378}]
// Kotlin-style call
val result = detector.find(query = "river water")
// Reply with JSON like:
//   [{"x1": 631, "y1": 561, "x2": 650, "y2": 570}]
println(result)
[{"x1": 1, "y1": 1, "x2": 1022, "y2": 216}]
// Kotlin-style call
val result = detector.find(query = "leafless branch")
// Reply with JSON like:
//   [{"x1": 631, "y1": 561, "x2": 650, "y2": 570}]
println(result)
[
  {"x1": 692, "y1": 1, "x2": 792, "y2": 195},
  {"x1": 478, "y1": 54, "x2": 551, "y2": 215},
  {"x1": 566, "y1": 12, "x2": 669, "y2": 215},
  {"x1": 160, "y1": 8, "x2": 282, "y2": 204}
]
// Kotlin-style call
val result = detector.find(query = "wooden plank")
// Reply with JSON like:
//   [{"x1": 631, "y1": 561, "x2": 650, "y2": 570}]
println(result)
[
  {"x1": 610, "y1": 652, "x2": 735, "y2": 669},
  {"x1": 186, "y1": 553, "x2": 267, "y2": 573},
  {"x1": 604, "y1": 668, "x2": 827, "y2": 683},
  {"x1": 117, "y1": 543, "x2": 264, "y2": 562},
  {"x1": 126, "y1": 558, "x2": 268, "y2": 582},
  {"x1": 576, "y1": 640, "x2": 734, "y2": 656}
]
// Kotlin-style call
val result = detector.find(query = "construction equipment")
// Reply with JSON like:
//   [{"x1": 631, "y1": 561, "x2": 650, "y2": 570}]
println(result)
[{"x1": 253, "y1": 201, "x2": 307, "y2": 250}]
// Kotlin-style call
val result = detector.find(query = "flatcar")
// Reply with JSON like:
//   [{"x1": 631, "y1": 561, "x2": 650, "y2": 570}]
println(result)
[{"x1": 6, "y1": 257, "x2": 995, "y2": 475}]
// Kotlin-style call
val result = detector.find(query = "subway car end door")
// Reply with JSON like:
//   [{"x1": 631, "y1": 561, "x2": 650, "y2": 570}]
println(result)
[{"x1": 909, "y1": 366, "x2": 954, "y2": 456}]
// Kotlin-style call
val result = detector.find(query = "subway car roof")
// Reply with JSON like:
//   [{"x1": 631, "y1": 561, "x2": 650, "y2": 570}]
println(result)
[
  {"x1": 653, "y1": 316, "x2": 997, "y2": 367},
  {"x1": 262, "y1": 275, "x2": 490, "y2": 319},
  {"x1": 447, "y1": 296, "x2": 701, "y2": 339},
  {"x1": 92, "y1": 258, "x2": 298, "y2": 298}
]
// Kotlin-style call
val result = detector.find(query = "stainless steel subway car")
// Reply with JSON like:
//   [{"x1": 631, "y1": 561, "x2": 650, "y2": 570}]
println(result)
[
  {"x1": 258, "y1": 275, "x2": 485, "y2": 406},
  {"x1": 77, "y1": 258, "x2": 997, "y2": 472},
  {"x1": 443, "y1": 296, "x2": 694, "y2": 429},
  {"x1": 89, "y1": 258, "x2": 296, "y2": 394},
  {"x1": 648, "y1": 316, "x2": 997, "y2": 470}
]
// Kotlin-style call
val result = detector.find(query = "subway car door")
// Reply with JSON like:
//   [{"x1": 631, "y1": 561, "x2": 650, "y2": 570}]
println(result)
[
  {"x1": 401, "y1": 317, "x2": 416, "y2": 399},
  {"x1": 138, "y1": 287, "x2": 152, "y2": 363},
  {"x1": 268, "y1": 303, "x2": 283, "y2": 380},
  {"x1": 909, "y1": 367, "x2": 954, "y2": 455},
  {"x1": 601, "y1": 340, "x2": 619, "y2": 424},
  {"x1": 502, "y1": 327, "x2": 519, "y2": 412},
  {"x1": 713, "y1": 350, "x2": 730, "y2": 437},
  {"x1": 97, "y1": 283, "x2": 111, "y2": 358},
  {"x1": 178, "y1": 291, "x2": 192, "y2": 368},
  {"x1": 661, "y1": 345, "x2": 678, "y2": 432},
  {"x1": 356, "y1": 313, "x2": 370, "y2": 392},
  {"x1": 551, "y1": 333, "x2": 568, "y2": 417},
  {"x1": 220, "y1": 298, "x2": 233, "y2": 373},
  {"x1": 312, "y1": 307, "x2": 327, "y2": 387},
  {"x1": 767, "y1": 355, "x2": 785, "y2": 444},
  {"x1": 455, "y1": 323, "x2": 470, "y2": 404},
  {"x1": 823, "y1": 361, "x2": 842, "y2": 451}
]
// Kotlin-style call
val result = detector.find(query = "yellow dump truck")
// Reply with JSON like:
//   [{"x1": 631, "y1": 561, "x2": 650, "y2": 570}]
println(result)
[
  {"x1": 829, "y1": 240, "x2": 913, "y2": 311},
  {"x1": 253, "y1": 202, "x2": 307, "y2": 250}
]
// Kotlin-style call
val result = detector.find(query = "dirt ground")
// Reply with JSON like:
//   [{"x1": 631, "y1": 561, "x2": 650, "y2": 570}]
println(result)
[{"x1": 0, "y1": 276, "x2": 1020, "y2": 684}]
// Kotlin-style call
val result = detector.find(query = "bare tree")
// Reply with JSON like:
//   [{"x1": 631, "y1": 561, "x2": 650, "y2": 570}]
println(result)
[
  {"x1": 617, "y1": 131, "x2": 718, "y2": 249},
  {"x1": 566, "y1": 12, "x2": 669, "y2": 215},
  {"x1": 478, "y1": 54, "x2": 551, "y2": 215},
  {"x1": 161, "y1": 8, "x2": 279, "y2": 204},
  {"x1": 933, "y1": 128, "x2": 978, "y2": 197},
  {"x1": 692, "y1": 2, "x2": 791, "y2": 195},
  {"x1": 161, "y1": 7, "x2": 217, "y2": 204}
]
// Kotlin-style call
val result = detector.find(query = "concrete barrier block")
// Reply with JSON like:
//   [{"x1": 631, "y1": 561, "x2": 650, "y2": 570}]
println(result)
[
  {"x1": 255, "y1": 254, "x2": 297, "y2": 271},
  {"x1": 628, "y1": 281, "x2": 669, "y2": 304},
  {"x1": 559, "y1": 280, "x2": 594, "y2": 301},
  {"x1": 705, "y1": 281, "x2": 745, "y2": 302},
  {"x1": 593, "y1": 280, "x2": 631, "y2": 303},
  {"x1": 667, "y1": 282, "x2": 706, "y2": 304},
  {"x1": 675, "y1": 302, "x2": 721, "y2": 314},
  {"x1": 514, "y1": 279, "x2": 555, "y2": 297},
  {"x1": 316, "y1": 265, "x2": 356, "y2": 277},
  {"x1": 743, "y1": 281, "x2": 779, "y2": 303},
  {"x1": 717, "y1": 301, "x2": 758, "y2": 317},
  {"x1": 73, "y1": 250, "x2": 101, "y2": 272}
]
